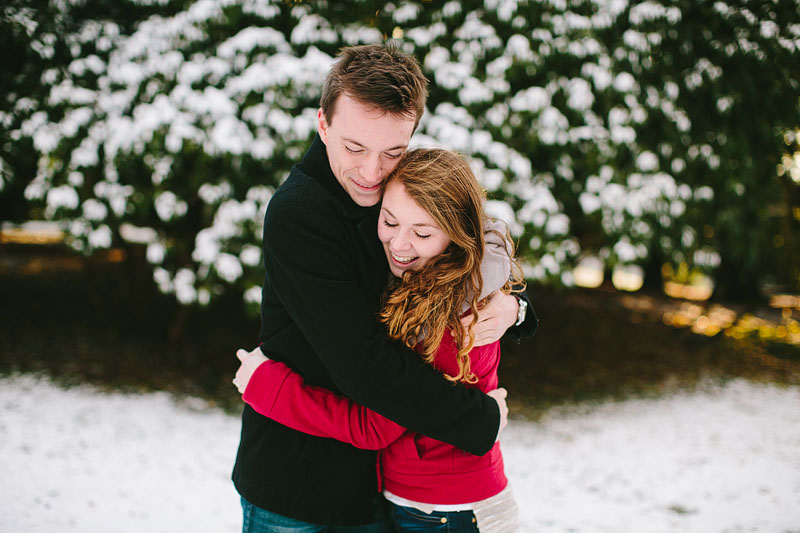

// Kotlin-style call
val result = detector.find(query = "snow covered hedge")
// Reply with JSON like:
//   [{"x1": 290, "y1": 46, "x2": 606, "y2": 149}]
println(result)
[{"x1": 4, "y1": 0, "x2": 799, "y2": 310}]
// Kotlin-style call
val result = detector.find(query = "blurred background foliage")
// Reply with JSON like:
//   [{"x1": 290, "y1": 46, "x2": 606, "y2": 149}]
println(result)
[{"x1": 1, "y1": 0, "x2": 799, "y2": 314}]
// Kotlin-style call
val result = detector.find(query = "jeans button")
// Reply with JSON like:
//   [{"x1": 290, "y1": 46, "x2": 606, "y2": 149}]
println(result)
[{"x1": 440, "y1": 517, "x2": 447, "y2": 524}]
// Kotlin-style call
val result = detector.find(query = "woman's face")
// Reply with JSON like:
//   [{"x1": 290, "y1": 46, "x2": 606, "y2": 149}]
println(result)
[{"x1": 378, "y1": 181, "x2": 451, "y2": 278}]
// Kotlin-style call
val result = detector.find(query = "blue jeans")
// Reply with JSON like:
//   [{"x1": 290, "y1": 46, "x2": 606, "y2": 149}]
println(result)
[
  {"x1": 241, "y1": 497, "x2": 393, "y2": 533},
  {"x1": 390, "y1": 504, "x2": 479, "y2": 532}
]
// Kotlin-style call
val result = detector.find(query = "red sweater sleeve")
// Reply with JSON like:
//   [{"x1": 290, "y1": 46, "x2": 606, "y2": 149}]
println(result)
[{"x1": 243, "y1": 360, "x2": 407, "y2": 450}]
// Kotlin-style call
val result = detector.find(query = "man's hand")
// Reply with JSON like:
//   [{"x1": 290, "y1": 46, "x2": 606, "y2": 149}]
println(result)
[
  {"x1": 487, "y1": 387, "x2": 509, "y2": 441},
  {"x1": 461, "y1": 290, "x2": 519, "y2": 346},
  {"x1": 233, "y1": 346, "x2": 269, "y2": 394}
]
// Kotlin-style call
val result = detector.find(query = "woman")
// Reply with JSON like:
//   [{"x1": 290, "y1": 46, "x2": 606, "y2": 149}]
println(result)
[{"x1": 235, "y1": 148, "x2": 525, "y2": 531}]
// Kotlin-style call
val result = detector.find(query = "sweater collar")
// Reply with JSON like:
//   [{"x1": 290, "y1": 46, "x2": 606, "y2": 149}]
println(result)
[{"x1": 299, "y1": 134, "x2": 386, "y2": 270}]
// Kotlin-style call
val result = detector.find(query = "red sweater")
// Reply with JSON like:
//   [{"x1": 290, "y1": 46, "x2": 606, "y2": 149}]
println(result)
[{"x1": 243, "y1": 330, "x2": 507, "y2": 505}]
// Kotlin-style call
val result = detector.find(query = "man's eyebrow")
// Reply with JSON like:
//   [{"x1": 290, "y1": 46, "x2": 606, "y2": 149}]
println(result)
[{"x1": 342, "y1": 137, "x2": 407, "y2": 152}]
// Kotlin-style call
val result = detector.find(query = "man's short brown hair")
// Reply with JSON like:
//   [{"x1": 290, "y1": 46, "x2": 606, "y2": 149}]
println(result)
[{"x1": 320, "y1": 44, "x2": 428, "y2": 131}]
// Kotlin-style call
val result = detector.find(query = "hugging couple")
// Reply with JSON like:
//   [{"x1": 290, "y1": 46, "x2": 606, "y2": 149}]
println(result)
[{"x1": 230, "y1": 43, "x2": 537, "y2": 532}]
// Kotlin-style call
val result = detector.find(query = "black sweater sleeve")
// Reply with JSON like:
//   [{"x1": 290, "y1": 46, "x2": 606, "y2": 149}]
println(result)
[{"x1": 503, "y1": 288, "x2": 539, "y2": 343}]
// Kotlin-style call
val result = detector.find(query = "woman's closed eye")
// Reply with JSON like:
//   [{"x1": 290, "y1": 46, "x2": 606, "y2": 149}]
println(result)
[{"x1": 382, "y1": 220, "x2": 430, "y2": 239}]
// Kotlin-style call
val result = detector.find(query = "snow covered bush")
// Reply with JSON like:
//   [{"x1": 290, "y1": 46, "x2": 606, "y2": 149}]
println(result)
[
  {"x1": 5, "y1": 0, "x2": 799, "y2": 309},
  {"x1": 395, "y1": 0, "x2": 799, "y2": 295},
  {"x1": 7, "y1": 0, "x2": 353, "y2": 309}
]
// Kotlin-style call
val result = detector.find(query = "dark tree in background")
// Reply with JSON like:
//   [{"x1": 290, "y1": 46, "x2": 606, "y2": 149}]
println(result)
[{"x1": 625, "y1": 0, "x2": 800, "y2": 301}]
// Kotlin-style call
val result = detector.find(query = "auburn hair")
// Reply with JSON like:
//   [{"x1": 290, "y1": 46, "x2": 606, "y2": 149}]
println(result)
[
  {"x1": 378, "y1": 149, "x2": 525, "y2": 384},
  {"x1": 320, "y1": 44, "x2": 428, "y2": 131}
]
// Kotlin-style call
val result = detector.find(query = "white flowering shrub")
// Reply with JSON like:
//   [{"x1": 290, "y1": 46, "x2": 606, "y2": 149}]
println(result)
[
  {"x1": 5, "y1": 0, "x2": 799, "y2": 308},
  {"x1": 8, "y1": 0, "x2": 350, "y2": 310},
  {"x1": 392, "y1": 0, "x2": 799, "y2": 295}
]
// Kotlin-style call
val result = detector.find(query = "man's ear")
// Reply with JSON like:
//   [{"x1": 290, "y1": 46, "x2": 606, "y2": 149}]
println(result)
[{"x1": 317, "y1": 108, "x2": 329, "y2": 144}]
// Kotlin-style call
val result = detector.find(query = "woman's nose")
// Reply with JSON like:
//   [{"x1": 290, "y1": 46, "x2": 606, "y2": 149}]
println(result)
[{"x1": 392, "y1": 231, "x2": 411, "y2": 250}]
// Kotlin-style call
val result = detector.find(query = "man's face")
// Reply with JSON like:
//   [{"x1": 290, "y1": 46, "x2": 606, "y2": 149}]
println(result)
[{"x1": 318, "y1": 94, "x2": 416, "y2": 207}]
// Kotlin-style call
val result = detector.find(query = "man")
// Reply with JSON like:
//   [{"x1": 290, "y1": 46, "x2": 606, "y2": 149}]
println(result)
[{"x1": 232, "y1": 43, "x2": 536, "y2": 531}]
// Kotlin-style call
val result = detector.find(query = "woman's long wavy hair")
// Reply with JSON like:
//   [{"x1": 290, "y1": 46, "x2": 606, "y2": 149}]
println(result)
[{"x1": 378, "y1": 149, "x2": 525, "y2": 384}]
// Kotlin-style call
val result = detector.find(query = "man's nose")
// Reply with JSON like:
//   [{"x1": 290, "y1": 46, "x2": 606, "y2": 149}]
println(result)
[{"x1": 361, "y1": 155, "x2": 383, "y2": 184}]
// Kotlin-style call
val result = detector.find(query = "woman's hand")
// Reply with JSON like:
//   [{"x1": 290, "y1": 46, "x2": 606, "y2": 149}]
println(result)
[{"x1": 233, "y1": 346, "x2": 269, "y2": 394}]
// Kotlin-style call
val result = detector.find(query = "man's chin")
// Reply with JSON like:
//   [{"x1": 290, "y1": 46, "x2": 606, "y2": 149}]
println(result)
[
  {"x1": 351, "y1": 192, "x2": 381, "y2": 207},
  {"x1": 347, "y1": 179, "x2": 383, "y2": 205}
]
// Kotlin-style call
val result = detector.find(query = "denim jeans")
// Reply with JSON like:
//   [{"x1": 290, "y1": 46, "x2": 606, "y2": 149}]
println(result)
[
  {"x1": 390, "y1": 504, "x2": 479, "y2": 532},
  {"x1": 241, "y1": 497, "x2": 393, "y2": 533}
]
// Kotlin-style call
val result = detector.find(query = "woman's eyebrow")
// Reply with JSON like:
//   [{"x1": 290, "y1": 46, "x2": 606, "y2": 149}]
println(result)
[{"x1": 381, "y1": 207, "x2": 438, "y2": 229}]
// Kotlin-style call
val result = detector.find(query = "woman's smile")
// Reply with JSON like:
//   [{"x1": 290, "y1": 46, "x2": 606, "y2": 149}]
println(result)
[{"x1": 390, "y1": 251, "x2": 417, "y2": 265}]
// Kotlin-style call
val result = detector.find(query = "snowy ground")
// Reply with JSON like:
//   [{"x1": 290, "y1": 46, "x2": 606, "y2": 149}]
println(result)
[{"x1": 1, "y1": 374, "x2": 798, "y2": 532}]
